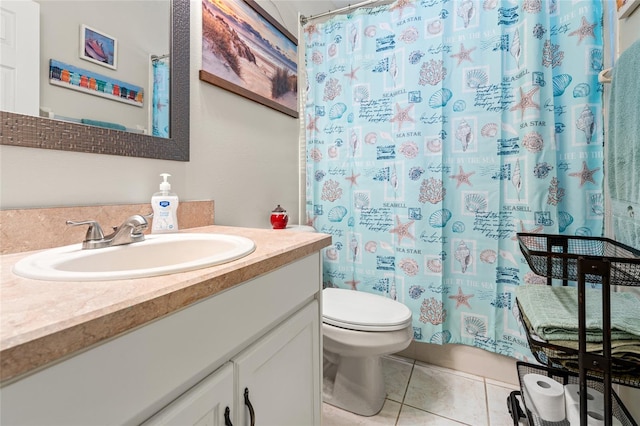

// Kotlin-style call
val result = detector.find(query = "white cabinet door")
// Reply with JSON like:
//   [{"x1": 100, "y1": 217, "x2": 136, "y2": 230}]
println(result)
[
  {"x1": 234, "y1": 301, "x2": 321, "y2": 426},
  {"x1": 142, "y1": 362, "x2": 235, "y2": 426}
]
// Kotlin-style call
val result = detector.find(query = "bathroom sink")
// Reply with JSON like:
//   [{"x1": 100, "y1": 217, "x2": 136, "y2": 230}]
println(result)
[{"x1": 12, "y1": 233, "x2": 256, "y2": 281}]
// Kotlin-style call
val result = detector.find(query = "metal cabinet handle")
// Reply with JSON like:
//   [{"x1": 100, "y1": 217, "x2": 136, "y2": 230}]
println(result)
[
  {"x1": 224, "y1": 406, "x2": 233, "y2": 426},
  {"x1": 244, "y1": 388, "x2": 255, "y2": 426}
]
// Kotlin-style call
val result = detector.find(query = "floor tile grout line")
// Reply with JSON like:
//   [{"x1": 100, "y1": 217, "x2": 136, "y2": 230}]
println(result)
[{"x1": 394, "y1": 359, "x2": 415, "y2": 426}]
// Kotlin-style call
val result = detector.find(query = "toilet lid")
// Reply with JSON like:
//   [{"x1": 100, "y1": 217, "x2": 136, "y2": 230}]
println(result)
[{"x1": 322, "y1": 288, "x2": 412, "y2": 332}]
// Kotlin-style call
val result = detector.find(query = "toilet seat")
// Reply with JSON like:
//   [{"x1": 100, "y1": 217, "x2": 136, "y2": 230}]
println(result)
[{"x1": 322, "y1": 288, "x2": 412, "y2": 332}]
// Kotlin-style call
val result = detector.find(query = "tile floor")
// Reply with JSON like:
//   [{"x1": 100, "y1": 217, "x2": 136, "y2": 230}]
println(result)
[{"x1": 322, "y1": 355, "x2": 527, "y2": 426}]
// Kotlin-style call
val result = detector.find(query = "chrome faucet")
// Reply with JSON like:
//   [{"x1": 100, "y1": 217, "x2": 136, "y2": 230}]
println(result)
[{"x1": 67, "y1": 214, "x2": 151, "y2": 249}]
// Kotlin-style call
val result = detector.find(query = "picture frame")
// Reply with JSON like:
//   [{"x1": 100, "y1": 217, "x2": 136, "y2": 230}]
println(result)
[
  {"x1": 49, "y1": 59, "x2": 143, "y2": 107},
  {"x1": 80, "y1": 24, "x2": 118, "y2": 70},
  {"x1": 617, "y1": 0, "x2": 640, "y2": 19},
  {"x1": 199, "y1": 0, "x2": 298, "y2": 118}
]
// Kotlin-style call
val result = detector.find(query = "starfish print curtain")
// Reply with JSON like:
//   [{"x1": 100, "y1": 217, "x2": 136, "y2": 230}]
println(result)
[{"x1": 302, "y1": 0, "x2": 604, "y2": 359}]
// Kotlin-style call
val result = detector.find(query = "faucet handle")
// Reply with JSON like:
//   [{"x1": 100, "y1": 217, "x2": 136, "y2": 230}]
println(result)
[{"x1": 66, "y1": 220, "x2": 105, "y2": 241}]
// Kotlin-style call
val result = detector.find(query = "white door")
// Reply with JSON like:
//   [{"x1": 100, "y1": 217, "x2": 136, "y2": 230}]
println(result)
[
  {"x1": 141, "y1": 362, "x2": 235, "y2": 426},
  {"x1": 0, "y1": 0, "x2": 39, "y2": 116},
  {"x1": 234, "y1": 302, "x2": 321, "y2": 426}
]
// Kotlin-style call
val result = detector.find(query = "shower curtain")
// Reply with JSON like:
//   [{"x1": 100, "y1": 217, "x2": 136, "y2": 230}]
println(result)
[
  {"x1": 303, "y1": 0, "x2": 604, "y2": 359},
  {"x1": 152, "y1": 56, "x2": 170, "y2": 137}
]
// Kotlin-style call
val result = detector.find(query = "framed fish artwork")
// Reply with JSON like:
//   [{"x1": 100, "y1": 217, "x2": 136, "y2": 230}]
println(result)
[{"x1": 79, "y1": 24, "x2": 118, "y2": 70}]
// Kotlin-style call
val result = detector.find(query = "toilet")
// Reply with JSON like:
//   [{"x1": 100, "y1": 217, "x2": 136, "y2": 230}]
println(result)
[{"x1": 322, "y1": 287, "x2": 413, "y2": 416}]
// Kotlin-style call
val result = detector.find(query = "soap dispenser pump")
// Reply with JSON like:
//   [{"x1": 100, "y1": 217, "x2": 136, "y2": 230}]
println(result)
[{"x1": 151, "y1": 173, "x2": 179, "y2": 233}]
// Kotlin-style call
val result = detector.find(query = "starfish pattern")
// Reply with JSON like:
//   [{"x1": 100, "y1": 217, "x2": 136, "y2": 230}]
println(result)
[
  {"x1": 306, "y1": 114, "x2": 320, "y2": 133},
  {"x1": 343, "y1": 66, "x2": 360, "y2": 82},
  {"x1": 569, "y1": 161, "x2": 600, "y2": 187},
  {"x1": 389, "y1": 216, "x2": 415, "y2": 245},
  {"x1": 390, "y1": 103, "x2": 415, "y2": 131},
  {"x1": 345, "y1": 172, "x2": 360, "y2": 186},
  {"x1": 450, "y1": 166, "x2": 475, "y2": 188},
  {"x1": 448, "y1": 286, "x2": 474, "y2": 309},
  {"x1": 510, "y1": 86, "x2": 540, "y2": 119},
  {"x1": 450, "y1": 43, "x2": 476, "y2": 66},
  {"x1": 345, "y1": 279, "x2": 360, "y2": 290},
  {"x1": 303, "y1": 23, "x2": 320, "y2": 39},
  {"x1": 568, "y1": 16, "x2": 596, "y2": 45},
  {"x1": 389, "y1": 0, "x2": 417, "y2": 19}
]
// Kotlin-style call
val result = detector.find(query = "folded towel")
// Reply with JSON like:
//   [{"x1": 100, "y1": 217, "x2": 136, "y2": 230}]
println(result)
[
  {"x1": 515, "y1": 285, "x2": 640, "y2": 342},
  {"x1": 81, "y1": 118, "x2": 127, "y2": 131},
  {"x1": 607, "y1": 39, "x2": 640, "y2": 250}
]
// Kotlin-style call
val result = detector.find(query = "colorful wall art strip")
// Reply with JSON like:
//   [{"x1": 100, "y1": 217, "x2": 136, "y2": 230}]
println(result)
[{"x1": 49, "y1": 59, "x2": 143, "y2": 107}]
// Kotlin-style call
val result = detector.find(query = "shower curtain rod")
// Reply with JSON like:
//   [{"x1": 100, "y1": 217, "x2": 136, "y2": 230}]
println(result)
[
  {"x1": 300, "y1": 0, "x2": 387, "y2": 24},
  {"x1": 151, "y1": 54, "x2": 170, "y2": 61}
]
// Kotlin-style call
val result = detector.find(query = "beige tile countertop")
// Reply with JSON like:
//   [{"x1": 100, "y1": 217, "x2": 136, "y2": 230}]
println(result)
[{"x1": 0, "y1": 225, "x2": 331, "y2": 384}]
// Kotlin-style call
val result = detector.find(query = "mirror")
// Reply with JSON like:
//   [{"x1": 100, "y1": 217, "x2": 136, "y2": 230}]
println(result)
[{"x1": 0, "y1": 0, "x2": 190, "y2": 161}]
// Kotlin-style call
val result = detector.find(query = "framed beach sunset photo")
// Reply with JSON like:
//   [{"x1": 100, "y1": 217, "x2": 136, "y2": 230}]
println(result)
[
  {"x1": 80, "y1": 25, "x2": 117, "y2": 70},
  {"x1": 199, "y1": 0, "x2": 298, "y2": 117}
]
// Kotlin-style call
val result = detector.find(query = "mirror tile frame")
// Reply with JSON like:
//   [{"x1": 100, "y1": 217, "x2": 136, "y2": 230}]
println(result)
[{"x1": 0, "y1": 0, "x2": 190, "y2": 162}]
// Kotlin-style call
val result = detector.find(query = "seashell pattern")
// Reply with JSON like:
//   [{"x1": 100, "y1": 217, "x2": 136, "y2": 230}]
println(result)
[
  {"x1": 453, "y1": 100, "x2": 466, "y2": 112},
  {"x1": 364, "y1": 132, "x2": 377, "y2": 144},
  {"x1": 430, "y1": 330, "x2": 452, "y2": 344},
  {"x1": 365, "y1": 241, "x2": 377, "y2": 253},
  {"x1": 354, "y1": 192, "x2": 370, "y2": 209},
  {"x1": 457, "y1": 0, "x2": 475, "y2": 28},
  {"x1": 552, "y1": 74, "x2": 572, "y2": 96},
  {"x1": 464, "y1": 193, "x2": 488, "y2": 212},
  {"x1": 455, "y1": 120, "x2": 473, "y2": 151},
  {"x1": 481, "y1": 123, "x2": 498, "y2": 137},
  {"x1": 576, "y1": 105, "x2": 595, "y2": 144},
  {"x1": 573, "y1": 83, "x2": 590, "y2": 98},
  {"x1": 522, "y1": 131, "x2": 544, "y2": 153},
  {"x1": 426, "y1": 258, "x2": 443, "y2": 273},
  {"x1": 464, "y1": 316, "x2": 487, "y2": 336},
  {"x1": 466, "y1": 69, "x2": 488, "y2": 88},
  {"x1": 328, "y1": 103, "x2": 347, "y2": 120},
  {"x1": 328, "y1": 206, "x2": 348, "y2": 222},
  {"x1": 575, "y1": 227, "x2": 592, "y2": 237},
  {"x1": 399, "y1": 258, "x2": 419, "y2": 276},
  {"x1": 429, "y1": 209, "x2": 453, "y2": 228},
  {"x1": 480, "y1": 249, "x2": 497, "y2": 264},
  {"x1": 558, "y1": 211, "x2": 574, "y2": 232},
  {"x1": 426, "y1": 138, "x2": 443, "y2": 153},
  {"x1": 353, "y1": 85, "x2": 370, "y2": 102},
  {"x1": 452, "y1": 221, "x2": 466, "y2": 233},
  {"x1": 429, "y1": 88, "x2": 453, "y2": 108},
  {"x1": 455, "y1": 240, "x2": 472, "y2": 273},
  {"x1": 399, "y1": 141, "x2": 419, "y2": 158}
]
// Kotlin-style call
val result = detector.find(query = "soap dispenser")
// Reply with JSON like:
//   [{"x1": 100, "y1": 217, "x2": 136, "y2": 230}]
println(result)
[{"x1": 151, "y1": 173, "x2": 179, "y2": 233}]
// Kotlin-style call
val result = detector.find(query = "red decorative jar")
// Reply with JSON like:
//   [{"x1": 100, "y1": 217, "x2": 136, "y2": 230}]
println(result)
[{"x1": 270, "y1": 205, "x2": 289, "y2": 229}]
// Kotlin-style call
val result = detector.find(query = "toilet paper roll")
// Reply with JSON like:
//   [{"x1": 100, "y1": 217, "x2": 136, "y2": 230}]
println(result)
[
  {"x1": 522, "y1": 373, "x2": 565, "y2": 422},
  {"x1": 566, "y1": 404, "x2": 622, "y2": 426},
  {"x1": 564, "y1": 384, "x2": 605, "y2": 412}
]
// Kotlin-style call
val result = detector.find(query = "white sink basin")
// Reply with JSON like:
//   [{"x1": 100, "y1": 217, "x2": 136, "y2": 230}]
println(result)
[{"x1": 12, "y1": 233, "x2": 256, "y2": 281}]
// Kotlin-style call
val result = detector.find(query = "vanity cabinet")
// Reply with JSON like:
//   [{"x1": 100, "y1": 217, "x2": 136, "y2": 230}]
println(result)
[
  {"x1": 0, "y1": 253, "x2": 322, "y2": 426},
  {"x1": 144, "y1": 301, "x2": 319, "y2": 426}
]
